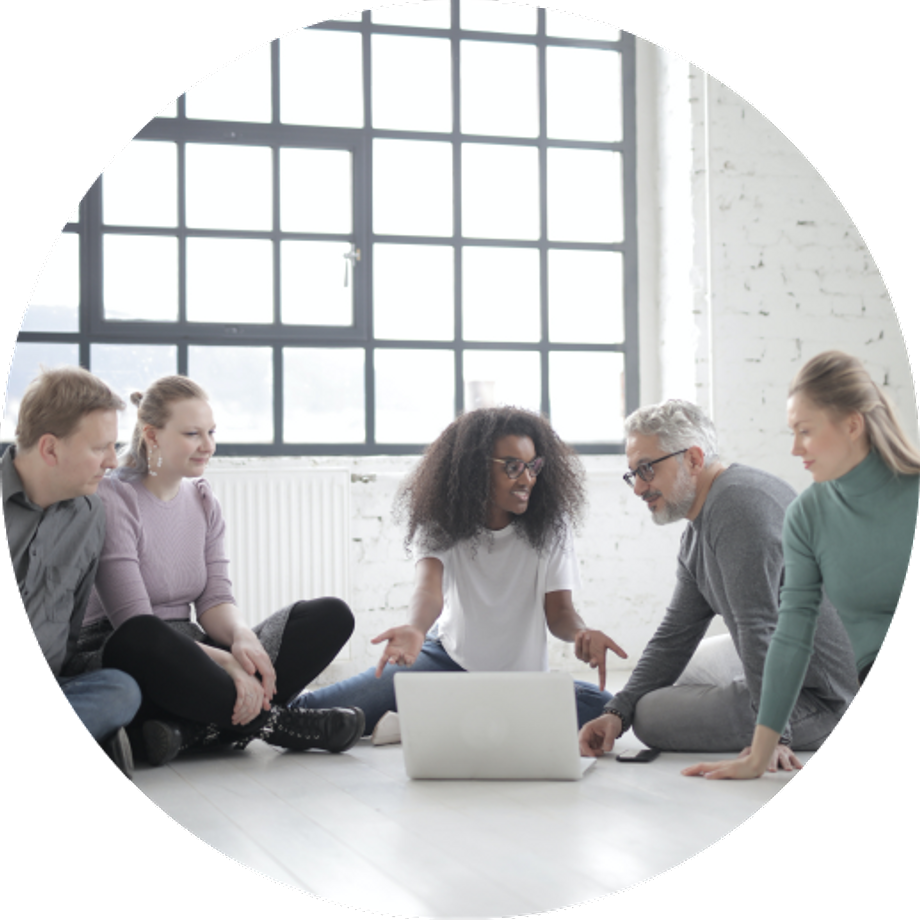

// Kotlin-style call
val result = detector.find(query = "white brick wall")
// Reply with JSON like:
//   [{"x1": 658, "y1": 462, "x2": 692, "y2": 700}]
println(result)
[{"x1": 689, "y1": 59, "x2": 916, "y2": 492}]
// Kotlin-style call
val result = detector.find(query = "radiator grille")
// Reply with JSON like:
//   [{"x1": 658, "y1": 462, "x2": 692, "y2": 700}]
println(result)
[{"x1": 203, "y1": 468, "x2": 351, "y2": 640}]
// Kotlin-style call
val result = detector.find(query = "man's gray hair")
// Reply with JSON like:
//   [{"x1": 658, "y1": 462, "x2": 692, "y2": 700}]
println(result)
[{"x1": 624, "y1": 399, "x2": 720, "y2": 466}]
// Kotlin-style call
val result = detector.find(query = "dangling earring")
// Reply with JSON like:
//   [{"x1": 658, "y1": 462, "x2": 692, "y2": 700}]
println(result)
[{"x1": 148, "y1": 445, "x2": 159, "y2": 477}]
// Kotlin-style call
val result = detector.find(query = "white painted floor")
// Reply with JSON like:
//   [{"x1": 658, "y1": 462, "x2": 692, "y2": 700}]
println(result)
[{"x1": 133, "y1": 699, "x2": 809, "y2": 918}]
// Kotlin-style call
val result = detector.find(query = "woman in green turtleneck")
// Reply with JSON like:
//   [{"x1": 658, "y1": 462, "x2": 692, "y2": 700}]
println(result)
[{"x1": 684, "y1": 350, "x2": 920, "y2": 781}]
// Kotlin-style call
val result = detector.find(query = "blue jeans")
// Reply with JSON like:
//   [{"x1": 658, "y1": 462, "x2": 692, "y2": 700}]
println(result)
[
  {"x1": 292, "y1": 637, "x2": 613, "y2": 734},
  {"x1": 59, "y1": 669, "x2": 142, "y2": 742}
]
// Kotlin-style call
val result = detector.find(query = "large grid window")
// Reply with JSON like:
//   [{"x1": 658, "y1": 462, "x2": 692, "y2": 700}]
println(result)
[{"x1": 8, "y1": 2, "x2": 637, "y2": 454}]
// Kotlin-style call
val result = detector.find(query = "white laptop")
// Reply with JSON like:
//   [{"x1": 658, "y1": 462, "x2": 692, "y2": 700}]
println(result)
[{"x1": 393, "y1": 671, "x2": 596, "y2": 781}]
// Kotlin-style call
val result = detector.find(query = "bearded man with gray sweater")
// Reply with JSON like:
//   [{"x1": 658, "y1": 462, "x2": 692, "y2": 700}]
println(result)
[{"x1": 579, "y1": 400, "x2": 859, "y2": 767}]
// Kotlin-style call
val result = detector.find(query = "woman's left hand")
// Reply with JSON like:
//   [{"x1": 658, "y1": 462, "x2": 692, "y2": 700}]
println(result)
[{"x1": 231, "y1": 627, "x2": 276, "y2": 709}]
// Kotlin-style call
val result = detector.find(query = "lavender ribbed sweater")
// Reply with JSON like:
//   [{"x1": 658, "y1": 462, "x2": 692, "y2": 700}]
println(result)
[{"x1": 84, "y1": 472, "x2": 235, "y2": 628}]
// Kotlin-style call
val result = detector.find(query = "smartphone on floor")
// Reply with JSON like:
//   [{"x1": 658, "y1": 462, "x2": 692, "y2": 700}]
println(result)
[{"x1": 615, "y1": 747, "x2": 661, "y2": 763}]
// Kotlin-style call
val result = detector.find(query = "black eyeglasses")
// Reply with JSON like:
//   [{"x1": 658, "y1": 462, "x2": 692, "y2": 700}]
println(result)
[
  {"x1": 623, "y1": 450, "x2": 688, "y2": 488},
  {"x1": 493, "y1": 456, "x2": 545, "y2": 479}
]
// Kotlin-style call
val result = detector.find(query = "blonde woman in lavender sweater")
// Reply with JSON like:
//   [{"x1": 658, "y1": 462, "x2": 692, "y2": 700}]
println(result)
[{"x1": 65, "y1": 375, "x2": 364, "y2": 766}]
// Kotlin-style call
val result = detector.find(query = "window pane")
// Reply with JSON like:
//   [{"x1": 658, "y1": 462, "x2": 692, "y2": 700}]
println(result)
[
  {"x1": 460, "y1": 0, "x2": 536, "y2": 33},
  {"x1": 462, "y1": 246, "x2": 540, "y2": 342},
  {"x1": 185, "y1": 144, "x2": 272, "y2": 231},
  {"x1": 375, "y1": 349, "x2": 454, "y2": 443},
  {"x1": 461, "y1": 41, "x2": 538, "y2": 138},
  {"x1": 2, "y1": 345, "x2": 80, "y2": 441},
  {"x1": 157, "y1": 99, "x2": 177, "y2": 118},
  {"x1": 281, "y1": 240, "x2": 353, "y2": 326},
  {"x1": 284, "y1": 348, "x2": 365, "y2": 443},
  {"x1": 374, "y1": 139, "x2": 453, "y2": 237},
  {"x1": 547, "y1": 148, "x2": 622, "y2": 242},
  {"x1": 103, "y1": 140, "x2": 177, "y2": 228},
  {"x1": 184, "y1": 42, "x2": 270, "y2": 123},
  {"x1": 547, "y1": 47, "x2": 621, "y2": 142},
  {"x1": 104, "y1": 234, "x2": 178, "y2": 321},
  {"x1": 372, "y1": 35, "x2": 452, "y2": 133},
  {"x1": 545, "y1": 10, "x2": 621, "y2": 40},
  {"x1": 90, "y1": 344, "x2": 178, "y2": 442},
  {"x1": 280, "y1": 148, "x2": 352, "y2": 234},
  {"x1": 188, "y1": 346, "x2": 273, "y2": 443},
  {"x1": 374, "y1": 244, "x2": 454, "y2": 341},
  {"x1": 187, "y1": 238, "x2": 273, "y2": 324},
  {"x1": 548, "y1": 249, "x2": 623, "y2": 343},
  {"x1": 372, "y1": 1, "x2": 450, "y2": 28},
  {"x1": 281, "y1": 29, "x2": 363, "y2": 128},
  {"x1": 549, "y1": 351, "x2": 624, "y2": 442},
  {"x1": 22, "y1": 233, "x2": 79, "y2": 333},
  {"x1": 463, "y1": 350, "x2": 541, "y2": 412},
  {"x1": 462, "y1": 144, "x2": 539, "y2": 240}
]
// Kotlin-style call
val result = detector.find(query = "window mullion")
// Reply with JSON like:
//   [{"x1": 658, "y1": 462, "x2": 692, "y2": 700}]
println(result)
[{"x1": 13, "y1": 2, "x2": 637, "y2": 457}]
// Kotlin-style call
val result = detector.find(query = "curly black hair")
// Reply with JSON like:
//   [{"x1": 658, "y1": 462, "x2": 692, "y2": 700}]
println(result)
[{"x1": 395, "y1": 406, "x2": 586, "y2": 555}]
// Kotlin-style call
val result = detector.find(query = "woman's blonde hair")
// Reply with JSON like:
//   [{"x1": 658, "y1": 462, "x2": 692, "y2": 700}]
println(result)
[
  {"x1": 790, "y1": 350, "x2": 920, "y2": 475},
  {"x1": 121, "y1": 375, "x2": 209, "y2": 474}
]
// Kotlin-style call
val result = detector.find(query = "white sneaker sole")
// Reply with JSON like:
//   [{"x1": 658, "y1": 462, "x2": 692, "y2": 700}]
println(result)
[{"x1": 371, "y1": 711, "x2": 401, "y2": 746}]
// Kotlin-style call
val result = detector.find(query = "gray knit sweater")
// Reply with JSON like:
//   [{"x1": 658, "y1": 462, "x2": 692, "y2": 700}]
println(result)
[{"x1": 605, "y1": 464, "x2": 859, "y2": 743}]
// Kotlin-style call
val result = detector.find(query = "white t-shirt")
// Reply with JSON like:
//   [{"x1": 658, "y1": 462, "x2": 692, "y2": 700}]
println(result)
[{"x1": 418, "y1": 523, "x2": 581, "y2": 672}]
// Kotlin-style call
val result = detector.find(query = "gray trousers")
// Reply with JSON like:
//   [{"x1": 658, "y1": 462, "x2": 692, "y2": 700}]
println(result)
[{"x1": 631, "y1": 634, "x2": 841, "y2": 753}]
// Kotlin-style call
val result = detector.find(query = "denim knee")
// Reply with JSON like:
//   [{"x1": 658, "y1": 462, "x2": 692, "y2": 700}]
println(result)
[
  {"x1": 573, "y1": 680, "x2": 613, "y2": 728},
  {"x1": 60, "y1": 669, "x2": 142, "y2": 741}
]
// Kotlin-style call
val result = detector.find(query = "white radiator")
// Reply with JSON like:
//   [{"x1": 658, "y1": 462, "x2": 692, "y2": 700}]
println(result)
[{"x1": 203, "y1": 467, "x2": 352, "y2": 646}]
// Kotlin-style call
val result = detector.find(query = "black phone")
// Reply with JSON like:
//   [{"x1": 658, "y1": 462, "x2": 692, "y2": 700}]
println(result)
[{"x1": 615, "y1": 747, "x2": 661, "y2": 763}]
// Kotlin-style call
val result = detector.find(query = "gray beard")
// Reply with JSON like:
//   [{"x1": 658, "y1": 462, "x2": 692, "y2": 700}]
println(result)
[{"x1": 651, "y1": 463, "x2": 697, "y2": 525}]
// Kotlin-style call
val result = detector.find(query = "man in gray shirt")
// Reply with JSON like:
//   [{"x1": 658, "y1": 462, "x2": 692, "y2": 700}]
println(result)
[
  {"x1": 2, "y1": 366, "x2": 140, "y2": 776},
  {"x1": 579, "y1": 399, "x2": 859, "y2": 766}
]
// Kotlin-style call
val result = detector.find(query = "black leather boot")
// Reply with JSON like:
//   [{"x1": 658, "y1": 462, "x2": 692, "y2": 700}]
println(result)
[{"x1": 258, "y1": 706, "x2": 365, "y2": 753}]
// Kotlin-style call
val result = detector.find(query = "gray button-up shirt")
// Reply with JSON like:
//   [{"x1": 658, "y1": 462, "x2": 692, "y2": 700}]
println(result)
[{"x1": 2, "y1": 445, "x2": 106, "y2": 676}]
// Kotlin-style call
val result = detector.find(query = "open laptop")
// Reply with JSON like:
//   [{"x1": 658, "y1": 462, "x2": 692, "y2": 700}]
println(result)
[{"x1": 393, "y1": 671, "x2": 596, "y2": 781}]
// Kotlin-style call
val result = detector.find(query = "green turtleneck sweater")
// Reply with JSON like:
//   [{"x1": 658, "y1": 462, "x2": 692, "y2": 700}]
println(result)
[{"x1": 758, "y1": 449, "x2": 918, "y2": 734}]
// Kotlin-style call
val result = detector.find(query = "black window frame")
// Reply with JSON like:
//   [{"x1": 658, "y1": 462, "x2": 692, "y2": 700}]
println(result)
[{"x1": 15, "y1": 5, "x2": 638, "y2": 456}]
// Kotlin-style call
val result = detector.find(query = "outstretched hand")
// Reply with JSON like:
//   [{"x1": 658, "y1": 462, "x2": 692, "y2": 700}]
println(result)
[
  {"x1": 371, "y1": 624, "x2": 426, "y2": 678},
  {"x1": 574, "y1": 628, "x2": 628, "y2": 691},
  {"x1": 681, "y1": 743, "x2": 801, "y2": 781}
]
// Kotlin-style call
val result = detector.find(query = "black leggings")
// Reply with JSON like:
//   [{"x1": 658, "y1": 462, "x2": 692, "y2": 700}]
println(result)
[{"x1": 102, "y1": 597, "x2": 354, "y2": 735}]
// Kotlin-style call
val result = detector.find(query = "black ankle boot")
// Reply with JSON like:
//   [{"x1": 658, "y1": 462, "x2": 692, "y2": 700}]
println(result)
[
  {"x1": 141, "y1": 719, "x2": 222, "y2": 766},
  {"x1": 258, "y1": 706, "x2": 365, "y2": 753}
]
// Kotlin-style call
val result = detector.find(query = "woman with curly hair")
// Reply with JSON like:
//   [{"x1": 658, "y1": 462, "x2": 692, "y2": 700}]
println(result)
[{"x1": 292, "y1": 406, "x2": 627, "y2": 737}]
